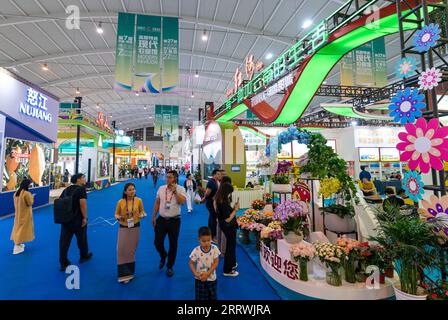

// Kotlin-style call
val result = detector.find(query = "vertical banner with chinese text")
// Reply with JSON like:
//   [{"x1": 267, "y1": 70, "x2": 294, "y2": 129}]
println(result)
[
  {"x1": 114, "y1": 12, "x2": 135, "y2": 91},
  {"x1": 162, "y1": 17, "x2": 179, "y2": 92},
  {"x1": 154, "y1": 105, "x2": 162, "y2": 136}
]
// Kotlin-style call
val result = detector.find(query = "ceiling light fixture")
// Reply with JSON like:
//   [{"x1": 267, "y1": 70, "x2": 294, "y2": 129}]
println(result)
[
  {"x1": 201, "y1": 30, "x2": 208, "y2": 41},
  {"x1": 96, "y1": 22, "x2": 104, "y2": 34},
  {"x1": 265, "y1": 52, "x2": 273, "y2": 60},
  {"x1": 42, "y1": 63, "x2": 49, "y2": 71},
  {"x1": 75, "y1": 87, "x2": 80, "y2": 94},
  {"x1": 195, "y1": 70, "x2": 199, "y2": 78},
  {"x1": 144, "y1": 106, "x2": 147, "y2": 110},
  {"x1": 351, "y1": 120, "x2": 358, "y2": 126},
  {"x1": 135, "y1": 91, "x2": 139, "y2": 96},
  {"x1": 96, "y1": 103, "x2": 99, "y2": 108},
  {"x1": 302, "y1": 19, "x2": 313, "y2": 29},
  {"x1": 191, "y1": 91, "x2": 195, "y2": 98},
  {"x1": 188, "y1": 106, "x2": 192, "y2": 111}
]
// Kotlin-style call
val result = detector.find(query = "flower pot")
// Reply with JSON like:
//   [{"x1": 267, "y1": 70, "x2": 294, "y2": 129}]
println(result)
[
  {"x1": 356, "y1": 272, "x2": 367, "y2": 283},
  {"x1": 253, "y1": 232, "x2": 261, "y2": 251},
  {"x1": 324, "y1": 213, "x2": 356, "y2": 233},
  {"x1": 393, "y1": 284, "x2": 427, "y2": 300},
  {"x1": 385, "y1": 266, "x2": 394, "y2": 278},
  {"x1": 269, "y1": 240, "x2": 277, "y2": 253},
  {"x1": 326, "y1": 271, "x2": 342, "y2": 287},
  {"x1": 299, "y1": 259, "x2": 309, "y2": 282},
  {"x1": 343, "y1": 259, "x2": 356, "y2": 284},
  {"x1": 282, "y1": 231, "x2": 303, "y2": 244},
  {"x1": 272, "y1": 183, "x2": 292, "y2": 193},
  {"x1": 312, "y1": 259, "x2": 327, "y2": 280},
  {"x1": 239, "y1": 229, "x2": 251, "y2": 245}
]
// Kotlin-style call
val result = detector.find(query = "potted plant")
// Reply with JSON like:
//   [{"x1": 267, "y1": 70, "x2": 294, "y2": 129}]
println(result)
[
  {"x1": 248, "y1": 222, "x2": 265, "y2": 251},
  {"x1": 357, "y1": 242, "x2": 389, "y2": 284},
  {"x1": 290, "y1": 241, "x2": 316, "y2": 281},
  {"x1": 274, "y1": 199, "x2": 310, "y2": 244},
  {"x1": 314, "y1": 241, "x2": 345, "y2": 286},
  {"x1": 272, "y1": 173, "x2": 291, "y2": 193},
  {"x1": 261, "y1": 224, "x2": 283, "y2": 253},
  {"x1": 336, "y1": 236, "x2": 361, "y2": 283},
  {"x1": 236, "y1": 216, "x2": 252, "y2": 245},
  {"x1": 370, "y1": 214, "x2": 440, "y2": 300},
  {"x1": 323, "y1": 204, "x2": 356, "y2": 233},
  {"x1": 251, "y1": 199, "x2": 265, "y2": 211}
]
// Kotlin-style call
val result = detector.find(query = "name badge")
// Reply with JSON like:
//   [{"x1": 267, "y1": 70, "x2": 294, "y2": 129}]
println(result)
[
  {"x1": 127, "y1": 218, "x2": 134, "y2": 228},
  {"x1": 165, "y1": 201, "x2": 171, "y2": 210}
]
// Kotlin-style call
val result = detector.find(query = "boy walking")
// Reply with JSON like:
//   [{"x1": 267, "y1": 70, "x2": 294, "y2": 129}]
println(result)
[{"x1": 189, "y1": 227, "x2": 220, "y2": 300}]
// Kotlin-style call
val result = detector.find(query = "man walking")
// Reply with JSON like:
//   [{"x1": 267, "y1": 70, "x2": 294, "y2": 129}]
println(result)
[
  {"x1": 202, "y1": 169, "x2": 221, "y2": 242},
  {"x1": 59, "y1": 173, "x2": 93, "y2": 271},
  {"x1": 152, "y1": 170, "x2": 186, "y2": 277},
  {"x1": 151, "y1": 166, "x2": 159, "y2": 188}
]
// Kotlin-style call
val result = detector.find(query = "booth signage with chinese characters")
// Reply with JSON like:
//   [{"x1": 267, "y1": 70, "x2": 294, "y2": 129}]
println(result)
[
  {"x1": 359, "y1": 147, "x2": 380, "y2": 162},
  {"x1": 0, "y1": 69, "x2": 59, "y2": 142},
  {"x1": 354, "y1": 127, "x2": 403, "y2": 148}
]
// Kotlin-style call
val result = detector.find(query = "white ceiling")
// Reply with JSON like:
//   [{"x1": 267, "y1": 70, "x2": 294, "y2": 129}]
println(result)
[{"x1": 0, "y1": 0, "x2": 405, "y2": 130}]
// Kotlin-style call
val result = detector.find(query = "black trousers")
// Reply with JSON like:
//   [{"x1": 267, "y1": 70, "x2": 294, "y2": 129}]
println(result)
[
  {"x1": 152, "y1": 176, "x2": 158, "y2": 187},
  {"x1": 154, "y1": 216, "x2": 181, "y2": 269},
  {"x1": 206, "y1": 202, "x2": 218, "y2": 238},
  {"x1": 59, "y1": 218, "x2": 89, "y2": 265},
  {"x1": 219, "y1": 222, "x2": 237, "y2": 273}
]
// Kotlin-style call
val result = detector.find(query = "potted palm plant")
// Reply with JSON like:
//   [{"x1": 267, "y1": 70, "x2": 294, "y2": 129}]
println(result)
[{"x1": 370, "y1": 212, "x2": 440, "y2": 300}]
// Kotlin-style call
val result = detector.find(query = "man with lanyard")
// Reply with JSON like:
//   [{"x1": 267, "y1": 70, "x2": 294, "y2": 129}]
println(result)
[
  {"x1": 202, "y1": 169, "x2": 222, "y2": 242},
  {"x1": 152, "y1": 170, "x2": 186, "y2": 277}
]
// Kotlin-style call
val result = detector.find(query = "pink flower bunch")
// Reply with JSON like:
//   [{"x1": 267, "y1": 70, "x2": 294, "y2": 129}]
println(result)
[
  {"x1": 247, "y1": 222, "x2": 265, "y2": 232},
  {"x1": 274, "y1": 199, "x2": 308, "y2": 223},
  {"x1": 244, "y1": 208, "x2": 261, "y2": 221},
  {"x1": 290, "y1": 241, "x2": 316, "y2": 261},
  {"x1": 336, "y1": 236, "x2": 361, "y2": 256}
]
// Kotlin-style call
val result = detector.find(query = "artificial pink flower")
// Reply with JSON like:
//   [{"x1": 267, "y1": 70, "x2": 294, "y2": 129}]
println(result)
[{"x1": 396, "y1": 118, "x2": 448, "y2": 173}]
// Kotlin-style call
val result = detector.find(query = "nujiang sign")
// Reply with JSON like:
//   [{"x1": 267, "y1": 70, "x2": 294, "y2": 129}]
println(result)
[
  {"x1": 19, "y1": 88, "x2": 52, "y2": 123},
  {"x1": 220, "y1": 21, "x2": 328, "y2": 113}
]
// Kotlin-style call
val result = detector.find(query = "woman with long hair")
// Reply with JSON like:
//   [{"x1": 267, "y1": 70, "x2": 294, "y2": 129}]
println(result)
[
  {"x1": 214, "y1": 176, "x2": 232, "y2": 255},
  {"x1": 10, "y1": 179, "x2": 34, "y2": 255},
  {"x1": 115, "y1": 183, "x2": 146, "y2": 283},
  {"x1": 215, "y1": 182, "x2": 240, "y2": 277}
]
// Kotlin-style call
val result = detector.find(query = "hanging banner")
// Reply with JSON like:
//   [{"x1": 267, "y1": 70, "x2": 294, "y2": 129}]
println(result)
[
  {"x1": 170, "y1": 106, "x2": 179, "y2": 142},
  {"x1": 114, "y1": 12, "x2": 135, "y2": 91},
  {"x1": 114, "y1": 13, "x2": 178, "y2": 93},
  {"x1": 162, "y1": 17, "x2": 179, "y2": 92},
  {"x1": 340, "y1": 38, "x2": 387, "y2": 87},
  {"x1": 154, "y1": 105, "x2": 162, "y2": 136}
]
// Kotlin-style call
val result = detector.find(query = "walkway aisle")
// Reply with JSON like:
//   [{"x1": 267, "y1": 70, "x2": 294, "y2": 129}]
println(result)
[{"x1": 0, "y1": 177, "x2": 279, "y2": 300}]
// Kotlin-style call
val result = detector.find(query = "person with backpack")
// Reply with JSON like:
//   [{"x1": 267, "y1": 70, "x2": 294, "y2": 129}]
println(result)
[{"x1": 55, "y1": 173, "x2": 93, "y2": 271}]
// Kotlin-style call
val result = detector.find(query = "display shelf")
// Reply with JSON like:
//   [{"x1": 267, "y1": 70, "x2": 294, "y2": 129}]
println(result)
[{"x1": 260, "y1": 239, "x2": 396, "y2": 300}]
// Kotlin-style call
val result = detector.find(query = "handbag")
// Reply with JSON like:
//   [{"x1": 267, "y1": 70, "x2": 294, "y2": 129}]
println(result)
[{"x1": 194, "y1": 193, "x2": 202, "y2": 204}]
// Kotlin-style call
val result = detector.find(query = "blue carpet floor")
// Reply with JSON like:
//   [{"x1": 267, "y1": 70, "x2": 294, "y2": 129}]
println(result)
[{"x1": 0, "y1": 177, "x2": 280, "y2": 300}]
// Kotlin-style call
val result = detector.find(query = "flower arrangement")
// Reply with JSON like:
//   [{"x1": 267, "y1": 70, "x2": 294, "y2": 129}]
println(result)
[
  {"x1": 274, "y1": 199, "x2": 310, "y2": 238},
  {"x1": 289, "y1": 241, "x2": 316, "y2": 281},
  {"x1": 260, "y1": 226, "x2": 283, "y2": 243},
  {"x1": 263, "y1": 193, "x2": 273, "y2": 204},
  {"x1": 318, "y1": 177, "x2": 341, "y2": 198},
  {"x1": 236, "y1": 216, "x2": 253, "y2": 230},
  {"x1": 247, "y1": 222, "x2": 265, "y2": 232},
  {"x1": 252, "y1": 199, "x2": 265, "y2": 211},
  {"x1": 243, "y1": 208, "x2": 261, "y2": 221},
  {"x1": 422, "y1": 280, "x2": 448, "y2": 300},
  {"x1": 268, "y1": 220, "x2": 283, "y2": 230},
  {"x1": 276, "y1": 161, "x2": 293, "y2": 174},
  {"x1": 272, "y1": 173, "x2": 290, "y2": 184},
  {"x1": 336, "y1": 236, "x2": 361, "y2": 283},
  {"x1": 314, "y1": 241, "x2": 345, "y2": 286}
]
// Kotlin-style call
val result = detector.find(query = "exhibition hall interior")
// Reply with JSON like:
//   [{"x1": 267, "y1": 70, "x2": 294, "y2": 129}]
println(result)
[{"x1": 0, "y1": 0, "x2": 448, "y2": 302}]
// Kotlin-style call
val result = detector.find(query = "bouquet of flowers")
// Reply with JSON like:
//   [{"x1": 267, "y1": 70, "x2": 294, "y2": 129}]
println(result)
[
  {"x1": 247, "y1": 222, "x2": 265, "y2": 232},
  {"x1": 290, "y1": 241, "x2": 316, "y2": 262},
  {"x1": 314, "y1": 241, "x2": 345, "y2": 286},
  {"x1": 252, "y1": 199, "x2": 265, "y2": 211},
  {"x1": 268, "y1": 220, "x2": 283, "y2": 230},
  {"x1": 358, "y1": 242, "x2": 388, "y2": 275},
  {"x1": 243, "y1": 208, "x2": 261, "y2": 221},
  {"x1": 260, "y1": 226, "x2": 283, "y2": 244},
  {"x1": 318, "y1": 177, "x2": 341, "y2": 198},
  {"x1": 236, "y1": 216, "x2": 253, "y2": 230},
  {"x1": 336, "y1": 236, "x2": 361, "y2": 283},
  {"x1": 276, "y1": 160, "x2": 293, "y2": 174},
  {"x1": 274, "y1": 199, "x2": 310, "y2": 238},
  {"x1": 263, "y1": 193, "x2": 273, "y2": 204}
]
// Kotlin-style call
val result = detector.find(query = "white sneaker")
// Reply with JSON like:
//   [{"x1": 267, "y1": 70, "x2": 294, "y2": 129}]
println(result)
[
  {"x1": 13, "y1": 245, "x2": 24, "y2": 255},
  {"x1": 223, "y1": 271, "x2": 239, "y2": 277},
  {"x1": 20, "y1": 244, "x2": 25, "y2": 248}
]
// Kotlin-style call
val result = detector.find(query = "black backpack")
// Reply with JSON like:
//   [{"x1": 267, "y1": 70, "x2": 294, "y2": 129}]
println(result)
[{"x1": 53, "y1": 186, "x2": 79, "y2": 224}]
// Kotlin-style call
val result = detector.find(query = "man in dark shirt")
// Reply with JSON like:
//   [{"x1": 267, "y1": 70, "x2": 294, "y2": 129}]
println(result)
[
  {"x1": 202, "y1": 169, "x2": 222, "y2": 241},
  {"x1": 383, "y1": 187, "x2": 405, "y2": 212},
  {"x1": 359, "y1": 166, "x2": 372, "y2": 181},
  {"x1": 59, "y1": 173, "x2": 92, "y2": 271}
]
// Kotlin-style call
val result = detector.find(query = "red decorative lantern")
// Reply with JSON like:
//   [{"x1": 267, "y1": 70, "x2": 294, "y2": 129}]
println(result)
[{"x1": 292, "y1": 181, "x2": 311, "y2": 203}]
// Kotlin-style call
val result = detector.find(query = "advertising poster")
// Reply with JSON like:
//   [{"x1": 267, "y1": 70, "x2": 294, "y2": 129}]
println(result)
[
  {"x1": 380, "y1": 148, "x2": 400, "y2": 162},
  {"x1": 359, "y1": 147, "x2": 380, "y2": 162},
  {"x1": 162, "y1": 17, "x2": 179, "y2": 92},
  {"x1": 97, "y1": 151, "x2": 110, "y2": 179},
  {"x1": 340, "y1": 38, "x2": 387, "y2": 87},
  {"x1": 2, "y1": 138, "x2": 51, "y2": 192},
  {"x1": 114, "y1": 13, "x2": 178, "y2": 93},
  {"x1": 114, "y1": 12, "x2": 136, "y2": 91}
]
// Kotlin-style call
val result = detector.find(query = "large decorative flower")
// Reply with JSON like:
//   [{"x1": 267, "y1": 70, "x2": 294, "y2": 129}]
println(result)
[
  {"x1": 418, "y1": 67, "x2": 442, "y2": 91},
  {"x1": 397, "y1": 118, "x2": 448, "y2": 173},
  {"x1": 396, "y1": 57, "x2": 417, "y2": 79},
  {"x1": 389, "y1": 88, "x2": 425, "y2": 124},
  {"x1": 419, "y1": 195, "x2": 448, "y2": 238},
  {"x1": 413, "y1": 23, "x2": 441, "y2": 52},
  {"x1": 402, "y1": 170, "x2": 424, "y2": 202}
]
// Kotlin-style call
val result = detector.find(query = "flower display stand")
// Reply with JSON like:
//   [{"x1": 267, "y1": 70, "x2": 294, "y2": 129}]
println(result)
[{"x1": 259, "y1": 235, "x2": 396, "y2": 300}]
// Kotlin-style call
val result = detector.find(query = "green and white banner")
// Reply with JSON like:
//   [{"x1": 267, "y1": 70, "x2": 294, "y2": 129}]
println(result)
[
  {"x1": 114, "y1": 13, "x2": 178, "y2": 93},
  {"x1": 154, "y1": 105, "x2": 162, "y2": 136},
  {"x1": 154, "y1": 105, "x2": 179, "y2": 142},
  {"x1": 340, "y1": 38, "x2": 387, "y2": 87}
]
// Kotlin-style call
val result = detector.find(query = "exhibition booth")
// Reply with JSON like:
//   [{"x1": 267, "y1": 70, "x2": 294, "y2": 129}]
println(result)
[{"x1": 0, "y1": 68, "x2": 59, "y2": 217}]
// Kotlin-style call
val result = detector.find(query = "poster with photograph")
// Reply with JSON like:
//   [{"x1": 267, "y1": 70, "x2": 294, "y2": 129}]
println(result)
[
  {"x1": 2, "y1": 138, "x2": 51, "y2": 192},
  {"x1": 97, "y1": 151, "x2": 110, "y2": 179}
]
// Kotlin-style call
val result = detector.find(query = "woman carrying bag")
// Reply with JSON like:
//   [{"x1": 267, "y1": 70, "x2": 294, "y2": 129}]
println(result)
[
  {"x1": 215, "y1": 182, "x2": 240, "y2": 277},
  {"x1": 115, "y1": 183, "x2": 146, "y2": 283},
  {"x1": 11, "y1": 179, "x2": 35, "y2": 255},
  {"x1": 184, "y1": 173, "x2": 197, "y2": 214}
]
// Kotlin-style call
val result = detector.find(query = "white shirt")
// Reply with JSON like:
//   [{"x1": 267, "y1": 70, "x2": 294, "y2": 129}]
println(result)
[
  {"x1": 156, "y1": 184, "x2": 186, "y2": 218},
  {"x1": 189, "y1": 245, "x2": 221, "y2": 281}
]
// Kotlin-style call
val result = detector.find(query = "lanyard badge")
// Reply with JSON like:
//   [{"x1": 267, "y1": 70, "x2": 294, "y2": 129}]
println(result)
[
  {"x1": 165, "y1": 186, "x2": 175, "y2": 210},
  {"x1": 126, "y1": 198, "x2": 135, "y2": 228}
]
